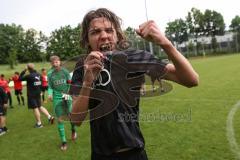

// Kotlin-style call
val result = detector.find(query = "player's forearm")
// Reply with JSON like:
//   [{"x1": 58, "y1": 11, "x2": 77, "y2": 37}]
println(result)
[
  {"x1": 70, "y1": 81, "x2": 92, "y2": 126},
  {"x1": 19, "y1": 69, "x2": 27, "y2": 81},
  {"x1": 162, "y1": 42, "x2": 199, "y2": 87}
]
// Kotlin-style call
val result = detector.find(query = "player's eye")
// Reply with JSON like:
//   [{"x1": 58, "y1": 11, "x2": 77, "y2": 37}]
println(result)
[
  {"x1": 105, "y1": 28, "x2": 114, "y2": 34},
  {"x1": 89, "y1": 29, "x2": 101, "y2": 36}
]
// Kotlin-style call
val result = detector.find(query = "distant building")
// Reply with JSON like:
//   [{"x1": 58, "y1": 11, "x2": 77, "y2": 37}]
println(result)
[
  {"x1": 183, "y1": 32, "x2": 234, "y2": 45},
  {"x1": 178, "y1": 32, "x2": 236, "y2": 54}
]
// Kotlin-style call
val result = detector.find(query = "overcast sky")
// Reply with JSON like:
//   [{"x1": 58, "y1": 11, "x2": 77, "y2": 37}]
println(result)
[{"x1": 1, "y1": 0, "x2": 239, "y2": 36}]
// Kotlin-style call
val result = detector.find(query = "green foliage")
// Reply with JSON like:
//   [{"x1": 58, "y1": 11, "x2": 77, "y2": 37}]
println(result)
[
  {"x1": 0, "y1": 23, "x2": 24, "y2": 64},
  {"x1": 18, "y1": 29, "x2": 44, "y2": 62},
  {"x1": 211, "y1": 37, "x2": 218, "y2": 53},
  {"x1": 230, "y1": 15, "x2": 240, "y2": 33},
  {"x1": 46, "y1": 24, "x2": 83, "y2": 60},
  {"x1": 124, "y1": 27, "x2": 136, "y2": 40},
  {"x1": 164, "y1": 8, "x2": 226, "y2": 55},
  {"x1": 165, "y1": 18, "x2": 189, "y2": 45},
  {"x1": 7, "y1": 48, "x2": 17, "y2": 69},
  {"x1": 186, "y1": 8, "x2": 204, "y2": 38},
  {"x1": 0, "y1": 24, "x2": 48, "y2": 65},
  {"x1": 124, "y1": 26, "x2": 148, "y2": 51},
  {"x1": 230, "y1": 15, "x2": 240, "y2": 52},
  {"x1": 203, "y1": 9, "x2": 225, "y2": 36},
  {"x1": 186, "y1": 41, "x2": 196, "y2": 57}
]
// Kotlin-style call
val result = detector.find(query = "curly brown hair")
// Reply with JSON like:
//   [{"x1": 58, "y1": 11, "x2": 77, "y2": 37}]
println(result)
[{"x1": 80, "y1": 8, "x2": 126, "y2": 51}]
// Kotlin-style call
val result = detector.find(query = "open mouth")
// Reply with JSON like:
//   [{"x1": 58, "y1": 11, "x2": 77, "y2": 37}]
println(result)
[{"x1": 99, "y1": 43, "x2": 113, "y2": 52}]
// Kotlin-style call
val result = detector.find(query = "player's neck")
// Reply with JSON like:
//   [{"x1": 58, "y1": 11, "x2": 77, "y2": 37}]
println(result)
[{"x1": 55, "y1": 66, "x2": 61, "y2": 71}]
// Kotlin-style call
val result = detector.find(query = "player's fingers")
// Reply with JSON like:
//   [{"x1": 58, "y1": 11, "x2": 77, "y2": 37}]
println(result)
[
  {"x1": 84, "y1": 59, "x2": 103, "y2": 72},
  {"x1": 83, "y1": 63, "x2": 102, "y2": 82},
  {"x1": 138, "y1": 21, "x2": 151, "y2": 32},
  {"x1": 86, "y1": 51, "x2": 103, "y2": 61},
  {"x1": 87, "y1": 63, "x2": 103, "y2": 71},
  {"x1": 84, "y1": 62, "x2": 103, "y2": 75},
  {"x1": 86, "y1": 58, "x2": 103, "y2": 66},
  {"x1": 138, "y1": 20, "x2": 157, "y2": 37}
]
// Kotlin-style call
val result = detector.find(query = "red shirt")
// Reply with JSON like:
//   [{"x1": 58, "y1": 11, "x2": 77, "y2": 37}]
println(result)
[
  {"x1": 12, "y1": 75, "x2": 23, "y2": 90},
  {"x1": 0, "y1": 79, "x2": 10, "y2": 93},
  {"x1": 41, "y1": 74, "x2": 48, "y2": 87}
]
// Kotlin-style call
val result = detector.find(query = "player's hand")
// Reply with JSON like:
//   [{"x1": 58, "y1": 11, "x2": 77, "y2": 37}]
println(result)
[
  {"x1": 23, "y1": 68, "x2": 28, "y2": 73},
  {"x1": 83, "y1": 51, "x2": 104, "y2": 85},
  {"x1": 48, "y1": 95, "x2": 53, "y2": 101},
  {"x1": 62, "y1": 93, "x2": 71, "y2": 100},
  {"x1": 136, "y1": 20, "x2": 171, "y2": 46}
]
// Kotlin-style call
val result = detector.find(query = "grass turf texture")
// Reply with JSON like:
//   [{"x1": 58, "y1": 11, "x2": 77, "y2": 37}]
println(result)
[{"x1": 0, "y1": 54, "x2": 240, "y2": 159}]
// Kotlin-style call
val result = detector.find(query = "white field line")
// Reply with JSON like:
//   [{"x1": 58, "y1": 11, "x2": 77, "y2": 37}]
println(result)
[{"x1": 226, "y1": 101, "x2": 240, "y2": 160}]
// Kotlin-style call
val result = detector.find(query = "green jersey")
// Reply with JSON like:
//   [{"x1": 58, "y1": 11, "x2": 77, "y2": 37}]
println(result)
[
  {"x1": 47, "y1": 67, "x2": 72, "y2": 118},
  {"x1": 47, "y1": 67, "x2": 71, "y2": 99}
]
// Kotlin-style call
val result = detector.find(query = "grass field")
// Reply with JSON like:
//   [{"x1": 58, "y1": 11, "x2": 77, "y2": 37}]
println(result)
[{"x1": 0, "y1": 54, "x2": 240, "y2": 160}]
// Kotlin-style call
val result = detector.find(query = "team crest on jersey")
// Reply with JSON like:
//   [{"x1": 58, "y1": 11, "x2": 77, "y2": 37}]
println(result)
[
  {"x1": 34, "y1": 76, "x2": 41, "y2": 86},
  {"x1": 53, "y1": 79, "x2": 66, "y2": 86},
  {"x1": 34, "y1": 81, "x2": 41, "y2": 86}
]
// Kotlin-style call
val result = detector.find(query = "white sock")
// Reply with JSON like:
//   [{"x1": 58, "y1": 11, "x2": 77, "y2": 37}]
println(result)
[{"x1": 48, "y1": 115, "x2": 51, "y2": 119}]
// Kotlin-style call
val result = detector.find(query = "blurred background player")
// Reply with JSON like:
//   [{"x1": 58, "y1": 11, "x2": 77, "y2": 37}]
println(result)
[
  {"x1": 10, "y1": 72, "x2": 25, "y2": 106},
  {"x1": 47, "y1": 55, "x2": 77, "y2": 151},
  {"x1": 0, "y1": 85, "x2": 8, "y2": 136},
  {"x1": 19, "y1": 63, "x2": 54, "y2": 128},
  {"x1": 0, "y1": 74, "x2": 13, "y2": 108},
  {"x1": 41, "y1": 68, "x2": 48, "y2": 103}
]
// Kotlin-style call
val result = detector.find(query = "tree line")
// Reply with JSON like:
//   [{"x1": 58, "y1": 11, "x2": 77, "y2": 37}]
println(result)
[
  {"x1": 125, "y1": 8, "x2": 240, "y2": 57},
  {"x1": 0, "y1": 8, "x2": 240, "y2": 68},
  {"x1": 0, "y1": 24, "x2": 83, "y2": 68},
  {"x1": 165, "y1": 8, "x2": 240, "y2": 55}
]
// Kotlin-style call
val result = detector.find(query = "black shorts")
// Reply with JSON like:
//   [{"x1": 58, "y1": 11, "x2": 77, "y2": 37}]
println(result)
[
  {"x1": 41, "y1": 86, "x2": 48, "y2": 92},
  {"x1": 27, "y1": 95, "x2": 41, "y2": 109},
  {"x1": 0, "y1": 105, "x2": 7, "y2": 116},
  {"x1": 15, "y1": 89, "x2": 23, "y2": 95},
  {"x1": 91, "y1": 148, "x2": 148, "y2": 160}
]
